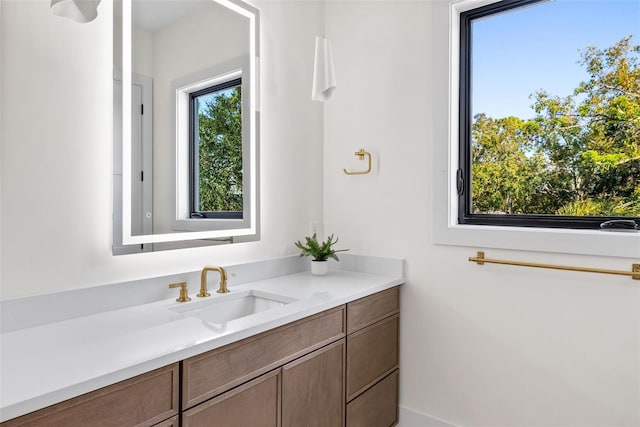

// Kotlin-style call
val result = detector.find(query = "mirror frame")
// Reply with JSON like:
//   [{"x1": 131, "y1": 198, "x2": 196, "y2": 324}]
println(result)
[{"x1": 119, "y1": 0, "x2": 259, "y2": 246}]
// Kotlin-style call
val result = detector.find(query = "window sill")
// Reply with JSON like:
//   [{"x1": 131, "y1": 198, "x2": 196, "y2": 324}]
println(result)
[{"x1": 433, "y1": 222, "x2": 639, "y2": 259}]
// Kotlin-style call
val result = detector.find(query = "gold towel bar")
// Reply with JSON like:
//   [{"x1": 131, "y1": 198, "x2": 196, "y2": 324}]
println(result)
[{"x1": 469, "y1": 251, "x2": 640, "y2": 280}]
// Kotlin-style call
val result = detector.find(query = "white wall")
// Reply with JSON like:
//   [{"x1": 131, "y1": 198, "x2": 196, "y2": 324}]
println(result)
[
  {"x1": 132, "y1": 26, "x2": 153, "y2": 77},
  {"x1": 0, "y1": 0, "x2": 324, "y2": 298},
  {"x1": 324, "y1": 1, "x2": 640, "y2": 426}
]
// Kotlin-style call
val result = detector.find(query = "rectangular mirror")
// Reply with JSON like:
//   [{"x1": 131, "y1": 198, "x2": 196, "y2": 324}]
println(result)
[{"x1": 113, "y1": 0, "x2": 259, "y2": 254}]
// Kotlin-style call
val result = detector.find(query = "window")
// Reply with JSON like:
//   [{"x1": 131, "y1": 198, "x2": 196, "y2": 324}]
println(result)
[
  {"x1": 458, "y1": 0, "x2": 640, "y2": 230},
  {"x1": 189, "y1": 78, "x2": 243, "y2": 220},
  {"x1": 171, "y1": 58, "x2": 256, "y2": 238}
]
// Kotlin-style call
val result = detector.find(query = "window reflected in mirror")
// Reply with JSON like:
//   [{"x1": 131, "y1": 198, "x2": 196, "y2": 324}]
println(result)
[{"x1": 190, "y1": 78, "x2": 243, "y2": 220}]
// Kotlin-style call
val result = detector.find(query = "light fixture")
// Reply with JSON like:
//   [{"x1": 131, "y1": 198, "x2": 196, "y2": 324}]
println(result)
[
  {"x1": 312, "y1": 36, "x2": 336, "y2": 102},
  {"x1": 311, "y1": 0, "x2": 336, "y2": 102},
  {"x1": 50, "y1": 0, "x2": 101, "y2": 23}
]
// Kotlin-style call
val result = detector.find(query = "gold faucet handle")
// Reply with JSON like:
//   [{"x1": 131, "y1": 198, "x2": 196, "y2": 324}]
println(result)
[{"x1": 169, "y1": 282, "x2": 191, "y2": 302}]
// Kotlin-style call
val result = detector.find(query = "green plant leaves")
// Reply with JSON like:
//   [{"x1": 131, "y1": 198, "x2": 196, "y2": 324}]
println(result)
[{"x1": 294, "y1": 234, "x2": 349, "y2": 262}]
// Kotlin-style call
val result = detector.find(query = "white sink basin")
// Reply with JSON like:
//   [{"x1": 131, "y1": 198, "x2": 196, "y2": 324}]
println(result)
[{"x1": 170, "y1": 290, "x2": 297, "y2": 325}]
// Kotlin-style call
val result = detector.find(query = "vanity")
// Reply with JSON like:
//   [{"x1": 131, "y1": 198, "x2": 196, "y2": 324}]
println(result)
[{"x1": 0, "y1": 255, "x2": 403, "y2": 426}]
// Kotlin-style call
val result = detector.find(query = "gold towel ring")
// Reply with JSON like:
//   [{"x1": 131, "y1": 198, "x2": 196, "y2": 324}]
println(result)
[{"x1": 343, "y1": 149, "x2": 372, "y2": 175}]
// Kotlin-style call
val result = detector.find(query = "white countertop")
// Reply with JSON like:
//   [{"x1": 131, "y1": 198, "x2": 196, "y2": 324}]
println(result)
[{"x1": 0, "y1": 267, "x2": 403, "y2": 422}]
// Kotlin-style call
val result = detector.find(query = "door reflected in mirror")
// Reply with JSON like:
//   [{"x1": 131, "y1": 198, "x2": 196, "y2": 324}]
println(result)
[{"x1": 113, "y1": 0, "x2": 259, "y2": 254}]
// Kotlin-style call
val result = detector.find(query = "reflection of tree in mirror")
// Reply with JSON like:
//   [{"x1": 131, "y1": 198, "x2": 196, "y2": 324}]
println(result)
[
  {"x1": 197, "y1": 86, "x2": 243, "y2": 213},
  {"x1": 472, "y1": 36, "x2": 640, "y2": 217}
]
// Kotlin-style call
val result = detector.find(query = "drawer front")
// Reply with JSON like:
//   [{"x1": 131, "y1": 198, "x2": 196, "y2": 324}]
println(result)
[
  {"x1": 1, "y1": 364, "x2": 179, "y2": 427},
  {"x1": 347, "y1": 314, "x2": 399, "y2": 401},
  {"x1": 183, "y1": 306, "x2": 345, "y2": 408},
  {"x1": 347, "y1": 287, "x2": 399, "y2": 334},
  {"x1": 347, "y1": 370, "x2": 399, "y2": 427},
  {"x1": 182, "y1": 370, "x2": 280, "y2": 427}
]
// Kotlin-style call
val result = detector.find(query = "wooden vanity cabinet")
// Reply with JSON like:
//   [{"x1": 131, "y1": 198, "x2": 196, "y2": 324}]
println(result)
[{"x1": 0, "y1": 363, "x2": 179, "y2": 427}]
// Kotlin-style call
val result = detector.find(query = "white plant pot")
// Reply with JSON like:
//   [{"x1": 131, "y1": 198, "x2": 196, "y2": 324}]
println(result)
[{"x1": 311, "y1": 260, "x2": 328, "y2": 276}]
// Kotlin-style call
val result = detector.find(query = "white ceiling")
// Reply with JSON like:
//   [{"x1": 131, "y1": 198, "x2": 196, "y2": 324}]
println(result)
[{"x1": 132, "y1": 0, "x2": 215, "y2": 33}]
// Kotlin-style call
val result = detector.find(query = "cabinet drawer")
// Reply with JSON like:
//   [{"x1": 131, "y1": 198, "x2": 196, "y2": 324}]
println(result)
[
  {"x1": 183, "y1": 306, "x2": 345, "y2": 408},
  {"x1": 346, "y1": 314, "x2": 399, "y2": 401},
  {"x1": 347, "y1": 370, "x2": 399, "y2": 427},
  {"x1": 1, "y1": 363, "x2": 179, "y2": 427},
  {"x1": 182, "y1": 370, "x2": 280, "y2": 427},
  {"x1": 347, "y1": 287, "x2": 399, "y2": 334}
]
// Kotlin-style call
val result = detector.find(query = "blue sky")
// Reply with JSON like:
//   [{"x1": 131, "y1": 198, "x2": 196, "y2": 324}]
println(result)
[
  {"x1": 197, "y1": 87, "x2": 235, "y2": 115},
  {"x1": 472, "y1": 0, "x2": 640, "y2": 120}
]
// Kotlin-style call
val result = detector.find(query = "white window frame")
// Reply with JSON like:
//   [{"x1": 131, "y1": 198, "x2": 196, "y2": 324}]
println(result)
[
  {"x1": 171, "y1": 57, "x2": 253, "y2": 234},
  {"x1": 431, "y1": 0, "x2": 640, "y2": 259}
]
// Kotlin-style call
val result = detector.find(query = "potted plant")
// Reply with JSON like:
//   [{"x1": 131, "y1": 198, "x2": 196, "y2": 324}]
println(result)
[{"x1": 294, "y1": 233, "x2": 349, "y2": 276}]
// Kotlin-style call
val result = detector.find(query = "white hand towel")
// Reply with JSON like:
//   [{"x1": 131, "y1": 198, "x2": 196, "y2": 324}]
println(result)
[{"x1": 311, "y1": 36, "x2": 337, "y2": 102}]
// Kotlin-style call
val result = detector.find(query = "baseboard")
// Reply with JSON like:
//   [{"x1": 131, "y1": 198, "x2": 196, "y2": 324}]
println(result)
[{"x1": 398, "y1": 406, "x2": 459, "y2": 427}]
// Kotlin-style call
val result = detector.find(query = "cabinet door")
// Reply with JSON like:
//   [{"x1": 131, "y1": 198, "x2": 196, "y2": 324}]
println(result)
[
  {"x1": 282, "y1": 340, "x2": 345, "y2": 427},
  {"x1": 182, "y1": 369, "x2": 280, "y2": 427}
]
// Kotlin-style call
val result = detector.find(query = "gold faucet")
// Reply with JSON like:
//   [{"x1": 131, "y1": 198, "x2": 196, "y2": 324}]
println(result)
[
  {"x1": 200, "y1": 265, "x2": 229, "y2": 296},
  {"x1": 169, "y1": 282, "x2": 191, "y2": 302}
]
